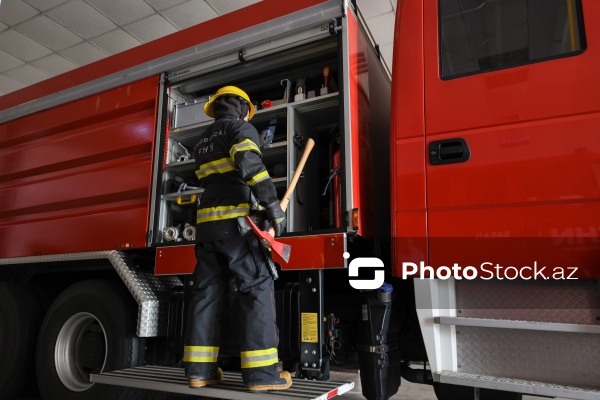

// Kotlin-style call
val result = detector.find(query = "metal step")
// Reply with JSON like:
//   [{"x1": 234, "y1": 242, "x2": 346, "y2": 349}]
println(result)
[
  {"x1": 435, "y1": 316, "x2": 600, "y2": 334},
  {"x1": 91, "y1": 365, "x2": 354, "y2": 400},
  {"x1": 436, "y1": 370, "x2": 600, "y2": 400}
]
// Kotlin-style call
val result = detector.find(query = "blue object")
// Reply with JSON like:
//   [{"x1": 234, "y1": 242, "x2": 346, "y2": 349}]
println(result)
[{"x1": 377, "y1": 282, "x2": 393, "y2": 293}]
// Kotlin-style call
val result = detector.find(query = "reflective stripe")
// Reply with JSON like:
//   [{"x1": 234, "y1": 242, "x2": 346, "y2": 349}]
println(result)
[
  {"x1": 230, "y1": 139, "x2": 261, "y2": 160},
  {"x1": 183, "y1": 346, "x2": 219, "y2": 363},
  {"x1": 197, "y1": 203, "x2": 250, "y2": 223},
  {"x1": 240, "y1": 348, "x2": 278, "y2": 369},
  {"x1": 246, "y1": 170, "x2": 270, "y2": 186},
  {"x1": 196, "y1": 157, "x2": 236, "y2": 180}
]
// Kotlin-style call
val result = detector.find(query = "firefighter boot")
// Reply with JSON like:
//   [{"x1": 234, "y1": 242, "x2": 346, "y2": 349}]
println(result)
[
  {"x1": 188, "y1": 368, "x2": 223, "y2": 388},
  {"x1": 246, "y1": 371, "x2": 292, "y2": 391}
]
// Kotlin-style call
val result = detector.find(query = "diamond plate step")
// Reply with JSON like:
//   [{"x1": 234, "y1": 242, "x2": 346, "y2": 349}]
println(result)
[
  {"x1": 91, "y1": 365, "x2": 354, "y2": 400},
  {"x1": 435, "y1": 316, "x2": 600, "y2": 334},
  {"x1": 436, "y1": 370, "x2": 600, "y2": 400}
]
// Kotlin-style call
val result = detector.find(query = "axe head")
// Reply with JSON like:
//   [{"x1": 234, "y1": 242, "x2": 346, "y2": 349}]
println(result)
[{"x1": 244, "y1": 216, "x2": 291, "y2": 263}]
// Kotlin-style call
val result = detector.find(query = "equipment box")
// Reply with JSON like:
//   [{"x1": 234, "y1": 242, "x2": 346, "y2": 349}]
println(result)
[{"x1": 172, "y1": 97, "x2": 211, "y2": 129}]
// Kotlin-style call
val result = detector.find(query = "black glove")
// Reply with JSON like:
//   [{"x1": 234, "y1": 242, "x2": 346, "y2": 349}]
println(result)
[
  {"x1": 252, "y1": 179, "x2": 278, "y2": 206},
  {"x1": 265, "y1": 201, "x2": 286, "y2": 237}
]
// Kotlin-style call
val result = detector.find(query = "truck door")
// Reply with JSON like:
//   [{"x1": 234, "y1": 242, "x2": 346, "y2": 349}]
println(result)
[{"x1": 424, "y1": 0, "x2": 600, "y2": 272}]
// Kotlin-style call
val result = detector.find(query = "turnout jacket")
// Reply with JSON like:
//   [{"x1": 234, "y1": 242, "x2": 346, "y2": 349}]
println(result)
[{"x1": 193, "y1": 115, "x2": 278, "y2": 242}]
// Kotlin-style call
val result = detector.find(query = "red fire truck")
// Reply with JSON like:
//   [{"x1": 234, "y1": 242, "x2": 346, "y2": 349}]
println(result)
[{"x1": 1, "y1": 1, "x2": 599, "y2": 400}]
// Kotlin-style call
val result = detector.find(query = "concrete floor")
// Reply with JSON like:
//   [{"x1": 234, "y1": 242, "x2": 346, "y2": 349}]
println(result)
[
  {"x1": 330, "y1": 371, "x2": 436, "y2": 400},
  {"x1": 329, "y1": 371, "x2": 569, "y2": 400}
]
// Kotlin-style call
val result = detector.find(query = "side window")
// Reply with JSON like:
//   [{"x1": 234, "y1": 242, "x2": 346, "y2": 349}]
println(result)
[{"x1": 439, "y1": 0, "x2": 586, "y2": 79}]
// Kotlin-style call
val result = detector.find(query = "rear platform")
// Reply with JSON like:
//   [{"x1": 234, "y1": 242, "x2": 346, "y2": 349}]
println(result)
[{"x1": 91, "y1": 365, "x2": 354, "y2": 400}]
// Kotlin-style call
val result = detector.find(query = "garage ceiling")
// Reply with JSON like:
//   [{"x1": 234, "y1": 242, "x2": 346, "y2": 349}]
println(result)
[{"x1": 0, "y1": 0, "x2": 396, "y2": 97}]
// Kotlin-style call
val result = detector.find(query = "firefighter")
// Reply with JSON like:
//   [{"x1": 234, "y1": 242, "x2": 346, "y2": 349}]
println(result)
[{"x1": 183, "y1": 86, "x2": 292, "y2": 391}]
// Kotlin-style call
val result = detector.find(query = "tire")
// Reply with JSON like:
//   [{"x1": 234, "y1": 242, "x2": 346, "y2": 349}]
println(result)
[
  {"x1": 0, "y1": 282, "x2": 42, "y2": 400},
  {"x1": 35, "y1": 279, "x2": 160, "y2": 400},
  {"x1": 434, "y1": 382, "x2": 523, "y2": 400}
]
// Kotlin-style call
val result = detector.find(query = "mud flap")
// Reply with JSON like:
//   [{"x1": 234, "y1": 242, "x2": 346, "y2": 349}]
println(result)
[{"x1": 357, "y1": 284, "x2": 401, "y2": 400}]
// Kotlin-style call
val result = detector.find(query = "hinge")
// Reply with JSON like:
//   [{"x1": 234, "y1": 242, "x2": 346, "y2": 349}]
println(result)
[{"x1": 328, "y1": 19, "x2": 342, "y2": 36}]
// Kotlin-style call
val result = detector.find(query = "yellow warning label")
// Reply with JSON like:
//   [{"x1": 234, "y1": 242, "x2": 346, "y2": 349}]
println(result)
[{"x1": 301, "y1": 312, "x2": 318, "y2": 343}]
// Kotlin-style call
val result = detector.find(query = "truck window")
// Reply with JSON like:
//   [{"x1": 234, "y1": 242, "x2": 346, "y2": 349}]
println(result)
[{"x1": 439, "y1": 0, "x2": 586, "y2": 79}]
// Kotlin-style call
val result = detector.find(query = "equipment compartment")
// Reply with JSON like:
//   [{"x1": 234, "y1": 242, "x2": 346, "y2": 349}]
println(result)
[{"x1": 153, "y1": 36, "x2": 346, "y2": 245}]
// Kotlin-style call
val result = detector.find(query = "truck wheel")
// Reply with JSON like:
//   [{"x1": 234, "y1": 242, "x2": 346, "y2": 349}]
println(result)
[
  {"x1": 35, "y1": 279, "x2": 160, "y2": 400},
  {"x1": 434, "y1": 382, "x2": 522, "y2": 400},
  {"x1": 0, "y1": 282, "x2": 42, "y2": 400}
]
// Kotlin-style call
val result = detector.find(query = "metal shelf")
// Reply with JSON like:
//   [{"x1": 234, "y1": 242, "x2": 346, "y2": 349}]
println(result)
[{"x1": 166, "y1": 140, "x2": 288, "y2": 175}]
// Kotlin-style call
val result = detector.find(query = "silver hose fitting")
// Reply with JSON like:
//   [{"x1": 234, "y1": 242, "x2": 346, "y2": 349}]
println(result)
[
  {"x1": 182, "y1": 224, "x2": 196, "y2": 241},
  {"x1": 163, "y1": 226, "x2": 179, "y2": 242}
]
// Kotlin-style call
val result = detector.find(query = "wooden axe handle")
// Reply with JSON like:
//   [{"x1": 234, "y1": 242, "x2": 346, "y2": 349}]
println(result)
[
  {"x1": 268, "y1": 138, "x2": 315, "y2": 236},
  {"x1": 280, "y1": 138, "x2": 315, "y2": 212}
]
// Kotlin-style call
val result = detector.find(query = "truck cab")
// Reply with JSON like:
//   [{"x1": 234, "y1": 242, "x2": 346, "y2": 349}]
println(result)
[{"x1": 391, "y1": 1, "x2": 600, "y2": 399}]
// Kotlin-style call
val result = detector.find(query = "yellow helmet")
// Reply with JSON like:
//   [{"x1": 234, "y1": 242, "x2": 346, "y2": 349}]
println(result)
[{"x1": 204, "y1": 86, "x2": 255, "y2": 120}]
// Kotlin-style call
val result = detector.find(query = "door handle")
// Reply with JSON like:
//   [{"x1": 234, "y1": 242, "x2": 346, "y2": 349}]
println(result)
[{"x1": 429, "y1": 138, "x2": 470, "y2": 165}]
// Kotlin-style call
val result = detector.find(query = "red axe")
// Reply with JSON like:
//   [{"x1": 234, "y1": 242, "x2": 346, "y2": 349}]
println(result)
[{"x1": 245, "y1": 138, "x2": 315, "y2": 263}]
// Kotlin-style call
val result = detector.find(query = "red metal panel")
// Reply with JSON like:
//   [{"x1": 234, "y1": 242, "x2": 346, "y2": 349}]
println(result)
[
  {"x1": 422, "y1": 0, "x2": 600, "y2": 277},
  {"x1": 155, "y1": 245, "x2": 197, "y2": 275},
  {"x1": 0, "y1": 0, "x2": 330, "y2": 113},
  {"x1": 426, "y1": 115, "x2": 600, "y2": 208},
  {"x1": 0, "y1": 76, "x2": 159, "y2": 258},
  {"x1": 392, "y1": 212, "x2": 428, "y2": 278},
  {"x1": 346, "y1": 7, "x2": 374, "y2": 237},
  {"x1": 390, "y1": 0, "x2": 427, "y2": 276},
  {"x1": 275, "y1": 233, "x2": 346, "y2": 270},
  {"x1": 428, "y1": 203, "x2": 600, "y2": 277},
  {"x1": 154, "y1": 234, "x2": 347, "y2": 275}
]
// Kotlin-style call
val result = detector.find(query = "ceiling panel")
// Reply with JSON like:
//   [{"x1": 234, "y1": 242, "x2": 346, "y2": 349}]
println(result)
[
  {"x1": 0, "y1": 0, "x2": 38, "y2": 26},
  {"x1": 86, "y1": 0, "x2": 155, "y2": 26},
  {"x1": 30, "y1": 53, "x2": 79, "y2": 75},
  {"x1": 365, "y1": 12, "x2": 396, "y2": 48},
  {"x1": 0, "y1": 75, "x2": 26, "y2": 95},
  {"x1": 0, "y1": 49, "x2": 24, "y2": 73},
  {"x1": 160, "y1": 0, "x2": 219, "y2": 30},
  {"x1": 144, "y1": 0, "x2": 189, "y2": 12},
  {"x1": 5, "y1": 64, "x2": 51, "y2": 86},
  {"x1": 15, "y1": 14, "x2": 83, "y2": 51},
  {"x1": 58, "y1": 41, "x2": 108, "y2": 65},
  {"x1": 356, "y1": 0, "x2": 393, "y2": 19},
  {"x1": 379, "y1": 43, "x2": 394, "y2": 68},
  {"x1": 205, "y1": 0, "x2": 261, "y2": 15},
  {"x1": 89, "y1": 29, "x2": 142, "y2": 55},
  {"x1": 124, "y1": 14, "x2": 178, "y2": 43},
  {"x1": 0, "y1": 29, "x2": 52, "y2": 61},
  {"x1": 24, "y1": 0, "x2": 69, "y2": 12},
  {"x1": 47, "y1": 0, "x2": 116, "y2": 39}
]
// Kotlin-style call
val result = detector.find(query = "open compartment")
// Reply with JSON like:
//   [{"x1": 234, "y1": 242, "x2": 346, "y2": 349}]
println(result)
[
  {"x1": 288, "y1": 95, "x2": 342, "y2": 232},
  {"x1": 153, "y1": 35, "x2": 346, "y2": 245}
]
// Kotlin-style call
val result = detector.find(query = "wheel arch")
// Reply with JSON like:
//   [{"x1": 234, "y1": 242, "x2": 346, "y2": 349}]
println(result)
[{"x1": 0, "y1": 250, "x2": 182, "y2": 337}]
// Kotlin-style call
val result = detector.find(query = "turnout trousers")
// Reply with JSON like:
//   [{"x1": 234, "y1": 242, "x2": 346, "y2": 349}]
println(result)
[{"x1": 183, "y1": 235, "x2": 280, "y2": 385}]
